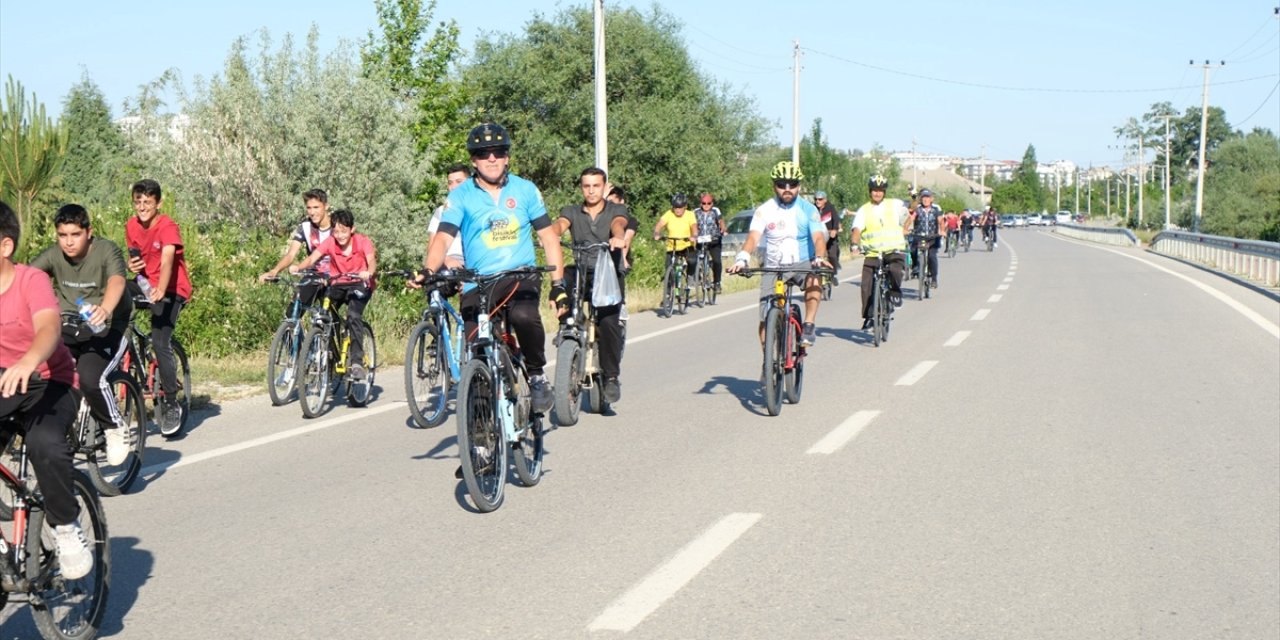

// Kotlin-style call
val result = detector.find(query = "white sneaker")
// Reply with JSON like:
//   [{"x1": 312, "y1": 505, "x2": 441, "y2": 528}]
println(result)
[
  {"x1": 54, "y1": 522, "x2": 93, "y2": 580},
  {"x1": 105, "y1": 425, "x2": 128, "y2": 466},
  {"x1": 619, "y1": 303, "x2": 629, "y2": 323}
]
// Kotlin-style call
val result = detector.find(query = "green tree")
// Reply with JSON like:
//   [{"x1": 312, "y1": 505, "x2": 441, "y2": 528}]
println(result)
[
  {"x1": 1200, "y1": 128, "x2": 1280, "y2": 240},
  {"x1": 1174, "y1": 105, "x2": 1234, "y2": 177},
  {"x1": 60, "y1": 72, "x2": 129, "y2": 207},
  {"x1": 799, "y1": 118, "x2": 881, "y2": 212},
  {"x1": 991, "y1": 144, "x2": 1044, "y2": 213},
  {"x1": 361, "y1": 0, "x2": 468, "y2": 179},
  {"x1": 0, "y1": 75, "x2": 67, "y2": 257},
  {"x1": 460, "y1": 5, "x2": 771, "y2": 223}
]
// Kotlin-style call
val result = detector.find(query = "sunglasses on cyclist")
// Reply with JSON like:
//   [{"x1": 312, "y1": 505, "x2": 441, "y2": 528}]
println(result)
[
  {"x1": 471, "y1": 149, "x2": 509, "y2": 160},
  {"x1": 773, "y1": 179, "x2": 800, "y2": 189}
]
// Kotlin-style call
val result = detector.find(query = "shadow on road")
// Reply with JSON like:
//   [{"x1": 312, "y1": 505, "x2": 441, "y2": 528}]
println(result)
[
  {"x1": 100, "y1": 536, "x2": 155, "y2": 637},
  {"x1": 696, "y1": 375, "x2": 769, "y2": 416}
]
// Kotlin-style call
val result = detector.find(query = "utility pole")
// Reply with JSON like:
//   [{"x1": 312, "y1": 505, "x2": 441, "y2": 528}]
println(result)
[
  {"x1": 911, "y1": 137, "x2": 918, "y2": 191},
  {"x1": 1055, "y1": 166, "x2": 1061, "y2": 211},
  {"x1": 1192, "y1": 59, "x2": 1224, "y2": 232},
  {"x1": 791, "y1": 40, "x2": 801, "y2": 166},
  {"x1": 1087, "y1": 164, "x2": 1093, "y2": 218},
  {"x1": 1136, "y1": 131, "x2": 1145, "y2": 227},
  {"x1": 1074, "y1": 167, "x2": 1080, "y2": 214},
  {"x1": 1105, "y1": 172, "x2": 1111, "y2": 217},
  {"x1": 592, "y1": 0, "x2": 608, "y2": 174},
  {"x1": 979, "y1": 144, "x2": 986, "y2": 209},
  {"x1": 1159, "y1": 113, "x2": 1174, "y2": 229}
]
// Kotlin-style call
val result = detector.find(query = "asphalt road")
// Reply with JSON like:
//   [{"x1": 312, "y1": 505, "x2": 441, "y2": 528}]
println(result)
[{"x1": 4, "y1": 228, "x2": 1278, "y2": 639}]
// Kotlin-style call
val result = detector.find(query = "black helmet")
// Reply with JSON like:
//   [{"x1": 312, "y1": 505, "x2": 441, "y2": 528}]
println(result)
[
  {"x1": 868, "y1": 174, "x2": 890, "y2": 190},
  {"x1": 466, "y1": 123, "x2": 511, "y2": 154},
  {"x1": 671, "y1": 193, "x2": 688, "y2": 208}
]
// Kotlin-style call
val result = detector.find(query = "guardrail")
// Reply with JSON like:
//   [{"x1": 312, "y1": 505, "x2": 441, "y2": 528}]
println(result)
[
  {"x1": 1052, "y1": 222, "x2": 1139, "y2": 247},
  {"x1": 1150, "y1": 230, "x2": 1280, "y2": 287}
]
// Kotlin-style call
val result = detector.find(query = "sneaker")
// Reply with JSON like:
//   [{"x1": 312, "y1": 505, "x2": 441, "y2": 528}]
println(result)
[
  {"x1": 161, "y1": 400, "x2": 182, "y2": 436},
  {"x1": 349, "y1": 362, "x2": 367, "y2": 380},
  {"x1": 603, "y1": 377, "x2": 621, "y2": 404},
  {"x1": 619, "y1": 303, "x2": 630, "y2": 323},
  {"x1": 530, "y1": 375, "x2": 553, "y2": 414},
  {"x1": 930, "y1": 279, "x2": 939, "y2": 289},
  {"x1": 104, "y1": 423, "x2": 128, "y2": 466},
  {"x1": 53, "y1": 522, "x2": 93, "y2": 580},
  {"x1": 800, "y1": 322, "x2": 817, "y2": 347},
  {"x1": 889, "y1": 291, "x2": 903, "y2": 307},
  {"x1": 831, "y1": 278, "x2": 838, "y2": 287},
  {"x1": 861, "y1": 318, "x2": 873, "y2": 331},
  {"x1": 714, "y1": 282, "x2": 722, "y2": 292}
]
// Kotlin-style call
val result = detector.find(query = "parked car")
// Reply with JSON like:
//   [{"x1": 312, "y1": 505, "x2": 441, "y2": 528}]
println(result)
[
  {"x1": 721, "y1": 209, "x2": 755, "y2": 258},
  {"x1": 1027, "y1": 214, "x2": 1044, "y2": 226},
  {"x1": 1055, "y1": 211, "x2": 1072, "y2": 224},
  {"x1": 1000, "y1": 214, "x2": 1016, "y2": 227}
]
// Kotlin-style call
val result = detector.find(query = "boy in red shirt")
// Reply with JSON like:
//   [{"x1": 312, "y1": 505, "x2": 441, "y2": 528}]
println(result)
[
  {"x1": 291, "y1": 208, "x2": 377, "y2": 379},
  {"x1": 125, "y1": 179, "x2": 192, "y2": 435},
  {"x1": 0, "y1": 201, "x2": 94, "y2": 579}
]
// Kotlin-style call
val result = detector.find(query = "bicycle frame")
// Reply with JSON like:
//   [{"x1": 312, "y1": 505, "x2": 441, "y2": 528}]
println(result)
[
  {"x1": 0, "y1": 432, "x2": 34, "y2": 590},
  {"x1": 425, "y1": 287, "x2": 467, "y2": 383}
]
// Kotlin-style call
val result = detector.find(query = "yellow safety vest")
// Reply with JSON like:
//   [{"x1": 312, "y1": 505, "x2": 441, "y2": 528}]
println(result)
[{"x1": 858, "y1": 201, "x2": 907, "y2": 257}]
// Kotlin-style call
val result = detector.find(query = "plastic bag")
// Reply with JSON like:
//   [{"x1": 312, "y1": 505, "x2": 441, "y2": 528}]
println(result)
[{"x1": 592, "y1": 249, "x2": 622, "y2": 307}]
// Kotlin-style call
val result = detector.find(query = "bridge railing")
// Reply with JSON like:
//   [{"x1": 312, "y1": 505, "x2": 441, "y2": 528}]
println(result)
[
  {"x1": 1053, "y1": 222, "x2": 1138, "y2": 247},
  {"x1": 1150, "y1": 230, "x2": 1280, "y2": 287}
]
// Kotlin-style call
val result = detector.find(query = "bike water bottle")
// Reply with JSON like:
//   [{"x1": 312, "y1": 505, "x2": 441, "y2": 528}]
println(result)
[
  {"x1": 77, "y1": 297, "x2": 107, "y2": 335},
  {"x1": 135, "y1": 274, "x2": 154, "y2": 298}
]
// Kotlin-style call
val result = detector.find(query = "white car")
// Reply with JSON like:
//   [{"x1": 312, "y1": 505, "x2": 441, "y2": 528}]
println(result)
[
  {"x1": 1027, "y1": 214, "x2": 1043, "y2": 226},
  {"x1": 1055, "y1": 211, "x2": 1072, "y2": 224}
]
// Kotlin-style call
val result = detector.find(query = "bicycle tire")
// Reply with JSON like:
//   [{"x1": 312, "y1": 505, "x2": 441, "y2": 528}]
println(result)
[
  {"x1": 872, "y1": 275, "x2": 884, "y2": 348},
  {"x1": 346, "y1": 321, "x2": 376, "y2": 407},
  {"x1": 917, "y1": 249, "x2": 928, "y2": 300},
  {"x1": 142, "y1": 339, "x2": 191, "y2": 437},
  {"x1": 552, "y1": 339, "x2": 583, "y2": 427},
  {"x1": 880, "y1": 280, "x2": 892, "y2": 344},
  {"x1": 660, "y1": 264, "x2": 674, "y2": 318},
  {"x1": 707, "y1": 275, "x2": 718, "y2": 306},
  {"x1": 585, "y1": 341, "x2": 609, "y2": 414},
  {"x1": 266, "y1": 321, "x2": 300, "y2": 406},
  {"x1": 88, "y1": 372, "x2": 146, "y2": 496},
  {"x1": 0, "y1": 433, "x2": 19, "y2": 520},
  {"x1": 27, "y1": 470, "x2": 110, "y2": 640},
  {"x1": 297, "y1": 326, "x2": 332, "y2": 419},
  {"x1": 456, "y1": 359, "x2": 506, "y2": 512},
  {"x1": 762, "y1": 307, "x2": 784, "y2": 416},
  {"x1": 405, "y1": 320, "x2": 449, "y2": 428},
  {"x1": 784, "y1": 306, "x2": 804, "y2": 404},
  {"x1": 504, "y1": 347, "x2": 544, "y2": 486}
]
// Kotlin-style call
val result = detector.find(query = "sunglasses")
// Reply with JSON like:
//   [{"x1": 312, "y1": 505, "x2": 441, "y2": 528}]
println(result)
[
  {"x1": 773, "y1": 179, "x2": 800, "y2": 189},
  {"x1": 471, "y1": 149, "x2": 509, "y2": 160},
  {"x1": 700, "y1": 201, "x2": 713, "y2": 205}
]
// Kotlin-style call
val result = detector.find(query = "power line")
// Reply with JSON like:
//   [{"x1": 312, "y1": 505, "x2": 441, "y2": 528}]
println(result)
[
  {"x1": 684, "y1": 23, "x2": 784, "y2": 61},
  {"x1": 801, "y1": 46, "x2": 1278, "y2": 94},
  {"x1": 1220, "y1": 15, "x2": 1276, "y2": 60},
  {"x1": 1229, "y1": 41, "x2": 1279, "y2": 65},
  {"x1": 1236, "y1": 80, "x2": 1280, "y2": 126}
]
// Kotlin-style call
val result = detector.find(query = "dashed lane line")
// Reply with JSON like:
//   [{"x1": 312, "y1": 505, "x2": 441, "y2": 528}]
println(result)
[
  {"x1": 988, "y1": 294, "x2": 1003, "y2": 303},
  {"x1": 944, "y1": 331, "x2": 972, "y2": 347},
  {"x1": 894, "y1": 360, "x2": 938, "y2": 386},
  {"x1": 588, "y1": 512, "x2": 763, "y2": 633},
  {"x1": 806, "y1": 410, "x2": 881, "y2": 455},
  {"x1": 971, "y1": 309, "x2": 991, "y2": 321}
]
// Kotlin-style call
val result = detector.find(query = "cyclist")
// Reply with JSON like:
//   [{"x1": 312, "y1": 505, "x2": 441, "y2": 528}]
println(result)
[
  {"x1": 652, "y1": 193, "x2": 698, "y2": 306},
  {"x1": 726, "y1": 161, "x2": 830, "y2": 348},
  {"x1": 30, "y1": 204, "x2": 133, "y2": 465},
  {"x1": 814, "y1": 191, "x2": 842, "y2": 281},
  {"x1": 0, "y1": 201, "x2": 94, "y2": 580},
  {"x1": 420, "y1": 122, "x2": 565, "y2": 416},
  {"x1": 552, "y1": 167, "x2": 629, "y2": 403},
  {"x1": 904, "y1": 188, "x2": 943, "y2": 289},
  {"x1": 959, "y1": 209, "x2": 975, "y2": 247},
  {"x1": 980, "y1": 206, "x2": 999, "y2": 248},
  {"x1": 942, "y1": 209, "x2": 960, "y2": 254},
  {"x1": 125, "y1": 179, "x2": 192, "y2": 434},
  {"x1": 425, "y1": 163, "x2": 470, "y2": 270},
  {"x1": 290, "y1": 208, "x2": 377, "y2": 380},
  {"x1": 259, "y1": 188, "x2": 333, "y2": 308},
  {"x1": 605, "y1": 183, "x2": 639, "y2": 324},
  {"x1": 849, "y1": 174, "x2": 908, "y2": 330},
  {"x1": 693, "y1": 193, "x2": 727, "y2": 292}
]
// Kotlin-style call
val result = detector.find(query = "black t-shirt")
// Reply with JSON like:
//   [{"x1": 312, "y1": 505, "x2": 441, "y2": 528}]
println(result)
[
  {"x1": 557, "y1": 201, "x2": 628, "y2": 270},
  {"x1": 818, "y1": 202, "x2": 840, "y2": 232}
]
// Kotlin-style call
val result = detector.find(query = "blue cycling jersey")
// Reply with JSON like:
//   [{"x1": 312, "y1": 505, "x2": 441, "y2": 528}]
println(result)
[
  {"x1": 749, "y1": 196, "x2": 822, "y2": 267},
  {"x1": 439, "y1": 174, "x2": 549, "y2": 290}
]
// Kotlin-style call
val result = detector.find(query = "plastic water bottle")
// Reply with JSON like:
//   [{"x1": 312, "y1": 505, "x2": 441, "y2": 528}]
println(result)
[
  {"x1": 76, "y1": 297, "x2": 106, "y2": 335},
  {"x1": 135, "y1": 274, "x2": 154, "y2": 298}
]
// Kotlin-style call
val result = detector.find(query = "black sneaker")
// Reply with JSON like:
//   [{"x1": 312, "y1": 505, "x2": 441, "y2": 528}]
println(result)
[
  {"x1": 603, "y1": 377, "x2": 621, "y2": 403},
  {"x1": 160, "y1": 400, "x2": 182, "y2": 437},
  {"x1": 930, "y1": 279, "x2": 939, "y2": 289},
  {"x1": 530, "y1": 375, "x2": 553, "y2": 414},
  {"x1": 800, "y1": 322, "x2": 817, "y2": 347},
  {"x1": 889, "y1": 291, "x2": 903, "y2": 307},
  {"x1": 861, "y1": 318, "x2": 873, "y2": 331}
]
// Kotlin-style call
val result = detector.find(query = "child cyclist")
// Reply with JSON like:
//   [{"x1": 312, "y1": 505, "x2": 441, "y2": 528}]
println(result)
[{"x1": 290, "y1": 209, "x2": 377, "y2": 379}]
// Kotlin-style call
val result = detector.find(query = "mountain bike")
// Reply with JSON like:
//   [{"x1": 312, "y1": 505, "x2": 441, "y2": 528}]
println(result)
[
  {"x1": 866, "y1": 253, "x2": 900, "y2": 348},
  {"x1": 946, "y1": 230, "x2": 959, "y2": 258},
  {"x1": 657, "y1": 237, "x2": 691, "y2": 317},
  {"x1": 691, "y1": 237, "x2": 718, "y2": 307},
  {"x1": 391, "y1": 270, "x2": 467, "y2": 429},
  {"x1": 121, "y1": 298, "x2": 191, "y2": 438},
  {"x1": 984, "y1": 225, "x2": 995, "y2": 251},
  {"x1": 962, "y1": 226, "x2": 973, "y2": 253},
  {"x1": 263, "y1": 270, "x2": 328, "y2": 406},
  {"x1": 295, "y1": 273, "x2": 377, "y2": 419},
  {"x1": 451, "y1": 266, "x2": 552, "y2": 512},
  {"x1": 737, "y1": 264, "x2": 833, "y2": 416},
  {"x1": 552, "y1": 242, "x2": 613, "y2": 426},
  {"x1": 0, "y1": 416, "x2": 110, "y2": 640},
  {"x1": 910, "y1": 234, "x2": 934, "y2": 301}
]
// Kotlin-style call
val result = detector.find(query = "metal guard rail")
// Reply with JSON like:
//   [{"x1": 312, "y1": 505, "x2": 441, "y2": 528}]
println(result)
[
  {"x1": 1052, "y1": 223, "x2": 1138, "y2": 247},
  {"x1": 1150, "y1": 230, "x2": 1280, "y2": 287}
]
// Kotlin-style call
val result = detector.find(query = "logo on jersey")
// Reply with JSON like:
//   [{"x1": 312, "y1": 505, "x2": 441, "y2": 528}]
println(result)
[
  {"x1": 505, "y1": 198, "x2": 516, "y2": 209},
  {"x1": 484, "y1": 213, "x2": 519, "y2": 248}
]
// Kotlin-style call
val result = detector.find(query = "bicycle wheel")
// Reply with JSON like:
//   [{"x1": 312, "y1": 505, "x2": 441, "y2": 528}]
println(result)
[
  {"x1": 879, "y1": 282, "x2": 893, "y2": 343},
  {"x1": 917, "y1": 250, "x2": 928, "y2": 300},
  {"x1": 506, "y1": 349, "x2": 544, "y2": 486},
  {"x1": 947, "y1": 237, "x2": 957, "y2": 258},
  {"x1": 297, "y1": 326, "x2": 332, "y2": 419},
  {"x1": 143, "y1": 340, "x2": 191, "y2": 437},
  {"x1": 784, "y1": 306, "x2": 804, "y2": 404},
  {"x1": 405, "y1": 320, "x2": 449, "y2": 428},
  {"x1": 456, "y1": 359, "x2": 506, "y2": 512},
  {"x1": 552, "y1": 339, "x2": 583, "y2": 426},
  {"x1": 660, "y1": 264, "x2": 674, "y2": 318},
  {"x1": 871, "y1": 277, "x2": 884, "y2": 348},
  {"x1": 346, "y1": 321, "x2": 376, "y2": 407},
  {"x1": 27, "y1": 470, "x2": 110, "y2": 640},
  {"x1": 88, "y1": 372, "x2": 146, "y2": 496},
  {"x1": 762, "y1": 307, "x2": 784, "y2": 416},
  {"x1": 585, "y1": 341, "x2": 609, "y2": 414},
  {"x1": 266, "y1": 321, "x2": 300, "y2": 406},
  {"x1": 677, "y1": 271, "x2": 689, "y2": 315},
  {"x1": 0, "y1": 432, "x2": 19, "y2": 520}
]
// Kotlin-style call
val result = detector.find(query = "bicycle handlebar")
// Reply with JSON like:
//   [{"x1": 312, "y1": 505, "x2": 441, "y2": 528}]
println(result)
[{"x1": 735, "y1": 265, "x2": 835, "y2": 277}]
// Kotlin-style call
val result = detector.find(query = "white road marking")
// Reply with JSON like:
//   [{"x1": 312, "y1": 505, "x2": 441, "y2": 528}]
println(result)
[
  {"x1": 988, "y1": 294, "x2": 1003, "y2": 302},
  {"x1": 1003, "y1": 277, "x2": 1014, "y2": 283},
  {"x1": 588, "y1": 512, "x2": 763, "y2": 633},
  {"x1": 895, "y1": 361, "x2": 938, "y2": 386},
  {"x1": 971, "y1": 309, "x2": 991, "y2": 321},
  {"x1": 806, "y1": 410, "x2": 880, "y2": 455},
  {"x1": 139, "y1": 402, "x2": 407, "y2": 476},
  {"x1": 944, "y1": 331, "x2": 971, "y2": 347},
  {"x1": 997, "y1": 284, "x2": 1010, "y2": 290},
  {"x1": 628, "y1": 302, "x2": 756, "y2": 345},
  {"x1": 1047, "y1": 234, "x2": 1280, "y2": 339}
]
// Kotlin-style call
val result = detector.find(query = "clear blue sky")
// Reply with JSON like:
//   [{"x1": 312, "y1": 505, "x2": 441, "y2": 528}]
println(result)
[{"x1": 2, "y1": 0, "x2": 1277, "y2": 170}]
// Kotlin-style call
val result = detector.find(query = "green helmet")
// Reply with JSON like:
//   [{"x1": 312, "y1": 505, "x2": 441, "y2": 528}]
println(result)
[{"x1": 770, "y1": 161, "x2": 804, "y2": 182}]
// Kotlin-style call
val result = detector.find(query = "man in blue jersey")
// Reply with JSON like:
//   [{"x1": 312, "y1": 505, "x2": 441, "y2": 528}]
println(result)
[
  {"x1": 725, "y1": 161, "x2": 830, "y2": 348},
  {"x1": 422, "y1": 123, "x2": 566, "y2": 415}
]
